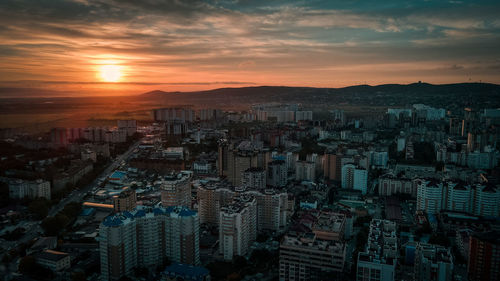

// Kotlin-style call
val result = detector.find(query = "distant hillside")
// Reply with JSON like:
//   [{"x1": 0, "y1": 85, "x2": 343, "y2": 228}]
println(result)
[
  {"x1": 0, "y1": 88, "x2": 69, "y2": 98},
  {"x1": 138, "y1": 83, "x2": 500, "y2": 111}
]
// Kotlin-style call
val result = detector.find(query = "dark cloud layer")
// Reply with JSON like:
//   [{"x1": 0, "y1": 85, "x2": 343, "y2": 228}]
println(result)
[{"x1": 0, "y1": 0, "x2": 499, "y2": 91}]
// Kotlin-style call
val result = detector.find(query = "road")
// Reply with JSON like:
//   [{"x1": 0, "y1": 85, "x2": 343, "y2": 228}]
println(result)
[
  {"x1": 18, "y1": 140, "x2": 140, "y2": 245},
  {"x1": 0, "y1": 140, "x2": 140, "y2": 280},
  {"x1": 48, "y1": 140, "x2": 140, "y2": 217}
]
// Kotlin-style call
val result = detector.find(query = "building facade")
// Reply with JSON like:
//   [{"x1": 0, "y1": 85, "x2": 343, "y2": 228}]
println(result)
[
  {"x1": 467, "y1": 231, "x2": 500, "y2": 281},
  {"x1": 279, "y1": 232, "x2": 346, "y2": 281},
  {"x1": 160, "y1": 171, "x2": 193, "y2": 208},
  {"x1": 219, "y1": 195, "x2": 257, "y2": 260},
  {"x1": 99, "y1": 206, "x2": 200, "y2": 281},
  {"x1": 414, "y1": 243, "x2": 453, "y2": 281},
  {"x1": 357, "y1": 219, "x2": 398, "y2": 281}
]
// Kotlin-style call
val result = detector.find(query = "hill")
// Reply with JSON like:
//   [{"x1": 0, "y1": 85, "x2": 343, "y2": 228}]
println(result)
[{"x1": 137, "y1": 83, "x2": 500, "y2": 111}]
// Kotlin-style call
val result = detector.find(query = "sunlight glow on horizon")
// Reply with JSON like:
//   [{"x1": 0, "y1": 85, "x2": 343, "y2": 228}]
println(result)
[{"x1": 99, "y1": 64, "x2": 123, "y2": 83}]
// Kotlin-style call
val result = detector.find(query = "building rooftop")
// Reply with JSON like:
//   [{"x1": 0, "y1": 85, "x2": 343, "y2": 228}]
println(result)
[
  {"x1": 35, "y1": 250, "x2": 69, "y2": 262},
  {"x1": 102, "y1": 205, "x2": 197, "y2": 227},
  {"x1": 358, "y1": 219, "x2": 397, "y2": 266},
  {"x1": 281, "y1": 231, "x2": 344, "y2": 252},
  {"x1": 416, "y1": 243, "x2": 453, "y2": 264},
  {"x1": 30, "y1": 237, "x2": 57, "y2": 252},
  {"x1": 220, "y1": 194, "x2": 256, "y2": 214}
]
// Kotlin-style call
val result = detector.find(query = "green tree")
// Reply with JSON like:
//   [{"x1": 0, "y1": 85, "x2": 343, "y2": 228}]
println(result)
[
  {"x1": 41, "y1": 214, "x2": 70, "y2": 236},
  {"x1": 429, "y1": 234, "x2": 450, "y2": 247},
  {"x1": 61, "y1": 202, "x2": 82, "y2": 219},
  {"x1": 18, "y1": 256, "x2": 36, "y2": 274},
  {"x1": 28, "y1": 199, "x2": 49, "y2": 219},
  {"x1": 71, "y1": 271, "x2": 86, "y2": 281}
]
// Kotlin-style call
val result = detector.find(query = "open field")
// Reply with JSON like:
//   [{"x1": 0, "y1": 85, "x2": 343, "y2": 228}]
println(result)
[{"x1": 0, "y1": 96, "x2": 157, "y2": 133}]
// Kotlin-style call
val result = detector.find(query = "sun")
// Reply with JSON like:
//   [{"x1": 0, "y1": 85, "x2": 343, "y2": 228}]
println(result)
[{"x1": 99, "y1": 64, "x2": 122, "y2": 82}]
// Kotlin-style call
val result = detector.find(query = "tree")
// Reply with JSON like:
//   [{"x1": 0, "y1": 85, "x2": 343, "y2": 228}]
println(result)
[
  {"x1": 2, "y1": 253, "x2": 12, "y2": 263},
  {"x1": 429, "y1": 234, "x2": 450, "y2": 247},
  {"x1": 0, "y1": 182, "x2": 9, "y2": 208},
  {"x1": 356, "y1": 227, "x2": 369, "y2": 252},
  {"x1": 71, "y1": 271, "x2": 86, "y2": 281},
  {"x1": 18, "y1": 256, "x2": 36, "y2": 274},
  {"x1": 41, "y1": 214, "x2": 69, "y2": 236},
  {"x1": 227, "y1": 272, "x2": 241, "y2": 281},
  {"x1": 28, "y1": 199, "x2": 49, "y2": 219},
  {"x1": 233, "y1": 255, "x2": 247, "y2": 270},
  {"x1": 61, "y1": 202, "x2": 82, "y2": 219}
]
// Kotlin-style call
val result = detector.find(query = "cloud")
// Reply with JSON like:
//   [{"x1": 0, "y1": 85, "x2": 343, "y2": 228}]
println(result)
[{"x1": 0, "y1": 0, "x2": 499, "y2": 90}]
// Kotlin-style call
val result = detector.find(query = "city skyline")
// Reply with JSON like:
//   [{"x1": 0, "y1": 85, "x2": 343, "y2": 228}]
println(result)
[
  {"x1": 1, "y1": 1, "x2": 500, "y2": 281},
  {"x1": 1, "y1": 0, "x2": 500, "y2": 95}
]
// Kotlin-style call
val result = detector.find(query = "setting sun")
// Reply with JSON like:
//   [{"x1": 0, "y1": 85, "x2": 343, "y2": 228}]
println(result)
[{"x1": 99, "y1": 64, "x2": 122, "y2": 82}]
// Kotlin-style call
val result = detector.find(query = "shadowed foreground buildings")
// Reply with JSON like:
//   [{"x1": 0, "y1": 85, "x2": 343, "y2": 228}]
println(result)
[
  {"x1": 98, "y1": 206, "x2": 200, "y2": 281},
  {"x1": 219, "y1": 194, "x2": 257, "y2": 260},
  {"x1": 357, "y1": 219, "x2": 397, "y2": 281},
  {"x1": 468, "y1": 231, "x2": 500, "y2": 281},
  {"x1": 279, "y1": 231, "x2": 346, "y2": 281},
  {"x1": 414, "y1": 243, "x2": 453, "y2": 281}
]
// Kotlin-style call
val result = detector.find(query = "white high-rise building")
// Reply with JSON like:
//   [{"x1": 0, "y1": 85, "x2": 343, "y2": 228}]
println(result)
[
  {"x1": 242, "y1": 167, "x2": 266, "y2": 189},
  {"x1": 279, "y1": 232, "x2": 345, "y2": 281},
  {"x1": 369, "y1": 151, "x2": 389, "y2": 168},
  {"x1": 397, "y1": 137, "x2": 406, "y2": 152},
  {"x1": 357, "y1": 219, "x2": 397, "y2": 281},
  {"x1": 295, "y1": 161, "x2": 315, "y2": 181},
  {"x1": 219, "y1": 194, "x2": 257, "y2": 260},
  {"x1": 117, "y1": 120, "x2": 137, "y2": 137},
  {"x1": 160, "y1": 171, "x2": 193, "y2": 208},
  {"x1": 267, "y1": 160, "x2": 287, "y2": 187},
  {"x1": 416, "y1": 180, "x2": 500, "y2": 217},
  {"x1": 196, "y1": 180, "x2": 290, "y2": 232},
  {"x1": 152, "y1": 108, "x2": 195, "y2": 123},
  {"x1": 416, "y1": 180, "x2": 444, "y2": 215},
  {"x1": 473, "y1": 183, "x2": 500, "y2": 217},
  {"x1": 247, "y1": 189, "x2": 289, "y2": 232},
  {"x1": 198, "y1": 108, "x2": 222, "y2": 120},
  {"x1": 99, "y1": 206, "x2": 200, "y2": 281},
  {"x1": 414, "y1": 243, "x2": 453, "y2": 281},
  {"x1": 295, "y1": 111, "x2": 313, "y2": 121},
  {"x1": 330, "y1": 109, "x2": 345, "y2": 126},
  {"x1": 2, "y1": 178, "x2": 51, "y2": 200},
  {"x1": 341, "y1": 164, "x2": 368, "y2": 194}
]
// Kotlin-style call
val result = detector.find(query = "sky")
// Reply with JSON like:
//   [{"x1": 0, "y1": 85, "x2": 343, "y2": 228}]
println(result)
[{"x1": 0, "y1": 0, "x2": 499, "y2": 95}]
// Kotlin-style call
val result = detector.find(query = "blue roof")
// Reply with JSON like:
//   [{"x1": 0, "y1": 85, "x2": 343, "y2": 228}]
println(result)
[
  {"x1": 123, "y1": 211, "x2": 134, "y2": 218},
  {"x1": 163, "y1": 263, "x2": 209, "y2": 281},
  {"x1": 103, "y1": 216, "x2": 124, "y2": 227},
  {"x1": 102, "y1": 206, "x2": 198, "y2": 228},
  {"x1": 179, "y1": 208, "x2": 197, "y2": 217},
  {"x1": 153, "y1": 208, "x2": 165, "y2": 215},
  {"x1": 428, "y1": 214, "x2": 437, "y2": 223},
  {"x1": 134, "y1": 209, "x2": 146, "y2": 218},
  {"x1": 79, "y1": 208, "x2": 95, "y2": 216},
  {"x1": 110, "y1": 171, "x2": 126, "y2": 179}
]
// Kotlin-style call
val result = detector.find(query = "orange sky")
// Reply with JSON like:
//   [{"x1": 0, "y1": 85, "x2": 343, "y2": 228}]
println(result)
[{"x1": 1, "y1": 0, "x2": 499, "y2": 96}]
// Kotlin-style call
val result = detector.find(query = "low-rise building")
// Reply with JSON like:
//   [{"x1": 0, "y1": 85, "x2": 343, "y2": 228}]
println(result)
[
  {"x1": 35, "y1": 250, "x2": 71, "y2": 272},
  {"x1": 279, "y1": 232, "x2": 345, "y2": 281}
]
